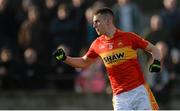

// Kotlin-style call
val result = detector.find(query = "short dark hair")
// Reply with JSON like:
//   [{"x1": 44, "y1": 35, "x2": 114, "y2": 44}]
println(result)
[{"x1": 94, "y1": 7, "x2": 114, "y2": 17}]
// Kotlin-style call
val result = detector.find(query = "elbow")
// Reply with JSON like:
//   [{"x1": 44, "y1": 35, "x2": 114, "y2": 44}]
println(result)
[
  {"x1": 150, "y1": 45, "x2": 162, "y2": 60},
  {"x1": 80, "y1": 63, "x2": 91, "y2": 69},
  {"x1": 155, "y1": 46, "x2": 162, "y2": 60},
  {"x1": 80, "y1": 56, "x2": 93, "y2": 69}
]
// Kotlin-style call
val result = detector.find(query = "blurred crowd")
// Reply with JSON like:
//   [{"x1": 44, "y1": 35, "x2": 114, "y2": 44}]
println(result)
[{"x1": 0, "y1": 0, "x2": 180, "y2": 109}]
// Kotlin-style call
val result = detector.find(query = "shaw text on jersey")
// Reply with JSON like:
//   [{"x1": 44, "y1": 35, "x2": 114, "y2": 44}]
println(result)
[{"x1": 103, "y1": 52, "x2": 125, "y2": 64}]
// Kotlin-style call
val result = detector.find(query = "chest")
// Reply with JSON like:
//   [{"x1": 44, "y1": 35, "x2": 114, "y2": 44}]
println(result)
[
  {"x1": 93, "y1": 37, "x2": 137, "y2": 67},
  {"x1": 95, "y1": 37, "x2": 132, "y2": 53}
]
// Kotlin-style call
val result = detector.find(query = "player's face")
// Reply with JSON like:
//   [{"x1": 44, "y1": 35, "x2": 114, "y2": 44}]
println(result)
[{"x1": 93, "y1": 14, "x2": 107, "y2": 35}]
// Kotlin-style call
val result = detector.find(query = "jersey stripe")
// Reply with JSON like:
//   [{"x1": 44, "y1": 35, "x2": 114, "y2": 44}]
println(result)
[{"x1": 99, "y1": 46, "x2": 137, "y2": 67}]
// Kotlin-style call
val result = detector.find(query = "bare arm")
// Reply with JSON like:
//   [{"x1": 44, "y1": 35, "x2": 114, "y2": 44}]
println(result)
[
  {"x1": 64, "y1": 55, "x2": 96, "y2": 68},
  {"x1": 145, "y1": 42, "x2": 162, "y2": 60}
]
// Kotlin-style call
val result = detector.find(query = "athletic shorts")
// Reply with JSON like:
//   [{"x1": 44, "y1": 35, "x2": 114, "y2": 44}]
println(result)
[{"x1": 112, "y1": 84, "x2": 159, "y2": 110}]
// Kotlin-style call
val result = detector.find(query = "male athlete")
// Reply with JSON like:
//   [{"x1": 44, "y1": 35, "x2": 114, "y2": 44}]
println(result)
[{"x1": 53, "y1": 7, "x2": 161, "y2": 110}]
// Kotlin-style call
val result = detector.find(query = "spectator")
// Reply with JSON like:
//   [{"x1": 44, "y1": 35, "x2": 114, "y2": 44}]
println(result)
[
  {"x1": 42, "y1": 0, "x2": 58, "y2": 27},
  {"x1": 17, "y1": 5, "x2": 51, "y2": 89},
  {"x1": 18, "y1": 5, "x2": 51, "y2": 65},
  {"x1": 144, "y1": 14, "x2": 172, "y2": 48},
  {"x1": 21, "y1": 47, "x2": 48, "y2": 90},
  {"x1": 15, "y1": 0, "x2": 34, "y2": 31},
  {"x1": 0, "y1": 0, "x2": 18, "y2": 49},
  {"x1": 112, "y1": 0, "x2": 143, "y2": 34},
  {"x1": 170, "y1": 48, "x2": 180, "y2": 80},
  {"x1": 70, "y1": 0, "x2": 88, "y2": 55},
  {"x1": 49, "y1": 4, "x2": 76, "y2": 54},
  {"x1": 92, "y1": 0, "x2": 106, "y2": 11},
  {"x1": 85, "y1": 7, "x2": 97, "y2": 46},
  {"x1": 160, "y1": 0, "x2": 180, "y2": 48},
  {"x1": 0, "y1": 46, "x2": 20, "y2": 89}
]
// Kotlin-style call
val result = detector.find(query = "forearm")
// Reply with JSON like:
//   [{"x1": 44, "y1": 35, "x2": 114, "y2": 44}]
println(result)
[
  {"x1": 145, "y1": 42, "x2": 162, "y2": 72},
  {"x1": 64, "y1": 56, "x2": 91, "y2": 68},
  {"x1": 145, "y1": 42, "x2": 162, "y2": 60},
  {"x1": 53, "y1": 48, "x2": 95, "y2": 68},
  {"x1": 151, "y1": 46, "x2": 161, "y2": 60}
]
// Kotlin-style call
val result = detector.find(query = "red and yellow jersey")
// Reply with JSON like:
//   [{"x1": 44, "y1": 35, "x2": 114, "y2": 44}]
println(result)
[{"x1": 85, "y1": 29, "x2": 149, "y2": 95}]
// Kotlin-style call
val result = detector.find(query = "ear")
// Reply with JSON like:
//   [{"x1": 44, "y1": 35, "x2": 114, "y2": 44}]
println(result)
[
  {"x1": 106, "y1": 15, "x2": 113, "y2": 24},
  {"x1": 106, "y1": 18, "x2": 110, "y2": 24}
]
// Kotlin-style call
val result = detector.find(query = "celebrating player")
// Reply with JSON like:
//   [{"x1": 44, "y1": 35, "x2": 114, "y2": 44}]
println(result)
[{"x1": 53, "y1": 7, "x2": 161, "y2": 110}]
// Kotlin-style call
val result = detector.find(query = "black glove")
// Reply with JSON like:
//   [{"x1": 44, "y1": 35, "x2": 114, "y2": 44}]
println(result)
[
  {"x1": 53, "y1": 48, "x2": 67, "y2": 62},
  {"x1": 149, "y1": 59, "x2": 161, "y2": 72}
]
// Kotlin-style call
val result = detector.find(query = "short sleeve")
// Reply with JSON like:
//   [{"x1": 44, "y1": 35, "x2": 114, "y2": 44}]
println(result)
[
  {"x1": 129, "y1": 32, "x2": 148, "y2": 49},
  {"x1": 84, "y1": 41, "x2": 99, "y2": 59}
]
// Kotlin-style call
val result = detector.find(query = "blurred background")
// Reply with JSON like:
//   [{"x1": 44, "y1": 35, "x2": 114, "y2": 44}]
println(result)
[{"x1": 0, "y1": 0, "x2": 180, "y2": 109}]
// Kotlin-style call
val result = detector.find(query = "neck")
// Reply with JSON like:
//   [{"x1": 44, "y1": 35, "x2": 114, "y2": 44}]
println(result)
[{"x1": 105, "y1": 26, "x2": 116, "y2": 40}]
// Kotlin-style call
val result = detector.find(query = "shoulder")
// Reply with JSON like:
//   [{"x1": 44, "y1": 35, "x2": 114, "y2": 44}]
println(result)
[
  {"x1": 114, "y1": 29, "x2": 137, "y2": 39},
  {"x1": 119, "y1": 31, "x2": 139, "y2": 38}
]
